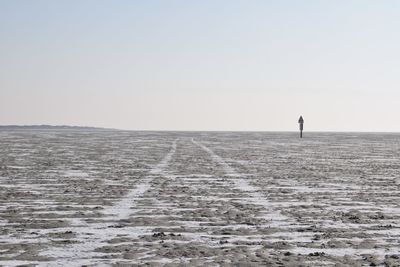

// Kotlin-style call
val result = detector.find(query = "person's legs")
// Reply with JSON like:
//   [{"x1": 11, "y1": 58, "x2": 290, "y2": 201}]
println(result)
[{"x1": 299, "y1": 124, "x2": 303, "y2": 138}]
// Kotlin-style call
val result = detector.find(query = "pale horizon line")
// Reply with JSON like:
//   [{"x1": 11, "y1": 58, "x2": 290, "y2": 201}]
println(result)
[{"x1": 1, "y1": 124, "x2": 399, "y2": 134}]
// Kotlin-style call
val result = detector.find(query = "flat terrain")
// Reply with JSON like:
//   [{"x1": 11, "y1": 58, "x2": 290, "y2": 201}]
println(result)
[{"x1": 1, "y1": 130, "x2": 400, "y2": 266}]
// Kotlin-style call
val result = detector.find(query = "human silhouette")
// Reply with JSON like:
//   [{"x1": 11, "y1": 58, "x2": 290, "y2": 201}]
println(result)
[{"x1": 298, "y1": 116, "x2": 304, "y2": 138}]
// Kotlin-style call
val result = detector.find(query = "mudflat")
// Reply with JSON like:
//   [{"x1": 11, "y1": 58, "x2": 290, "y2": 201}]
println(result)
[{"x1": 1, "y1": 130, "x2": 399, "y2": 266}]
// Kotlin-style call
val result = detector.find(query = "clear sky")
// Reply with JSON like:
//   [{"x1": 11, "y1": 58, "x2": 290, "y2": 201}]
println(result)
[{"x1": 1, "y1": 0, "x2": 399, "y2": 131}]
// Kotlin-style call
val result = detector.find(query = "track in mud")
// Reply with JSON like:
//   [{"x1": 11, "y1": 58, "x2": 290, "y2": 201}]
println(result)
[{"x1": 1, "y1": 131, "x2": 400, "y2": 266}]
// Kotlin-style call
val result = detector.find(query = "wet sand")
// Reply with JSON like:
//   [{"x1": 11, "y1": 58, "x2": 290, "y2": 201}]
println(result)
[{"x1": 0, "y1": 130, "x2": 400, "y2": 266}]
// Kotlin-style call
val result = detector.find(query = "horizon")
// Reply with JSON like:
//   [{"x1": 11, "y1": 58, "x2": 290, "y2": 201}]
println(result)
[
  {"x1": 1, "y1": 124, "x2": 400, "y2": 134},
  {"x1": 1, "y1": 1, "x2": 400, "y2": 132}
]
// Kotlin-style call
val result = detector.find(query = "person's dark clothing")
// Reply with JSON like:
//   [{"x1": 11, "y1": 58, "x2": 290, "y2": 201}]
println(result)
[{"x1": 298, "y1": 116, "x2": 304, "y2": 137}]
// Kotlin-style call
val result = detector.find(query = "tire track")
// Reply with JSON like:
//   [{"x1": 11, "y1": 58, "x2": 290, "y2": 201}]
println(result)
[
  {"x1": 191, "y1": 138, "x2": 291, "y2": 227},
  {"x1": 36, "y1": 139, "x2": 178, "y2": 266},
  {"x1": 102, "y1": 139, "x2": 177, "y2": 220}
]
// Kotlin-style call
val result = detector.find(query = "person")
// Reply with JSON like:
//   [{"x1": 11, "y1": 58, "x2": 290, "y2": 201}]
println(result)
[{"x1": 298, "y1": 116, "x2": 304, "y2": 138}]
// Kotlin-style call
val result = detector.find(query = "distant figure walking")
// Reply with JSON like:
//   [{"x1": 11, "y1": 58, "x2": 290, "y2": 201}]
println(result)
[{"x1": 298, "y1": 116, "x2": 304, "y2": 138}]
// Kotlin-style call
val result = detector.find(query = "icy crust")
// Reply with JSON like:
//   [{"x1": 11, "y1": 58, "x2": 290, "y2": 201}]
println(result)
[{"x1": 1, "y1": 131, "x2": 400, "y2": 266}]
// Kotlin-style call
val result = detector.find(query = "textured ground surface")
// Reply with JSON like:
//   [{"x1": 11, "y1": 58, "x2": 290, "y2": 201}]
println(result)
[{"x1": 1, "y1": 130, "x2": 400, "y2": 267}]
